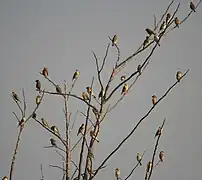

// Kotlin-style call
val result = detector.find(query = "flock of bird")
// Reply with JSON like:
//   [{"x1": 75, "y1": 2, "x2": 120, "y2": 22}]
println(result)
[{"x1": 5, "y1": 2, "x2": 196, "y2": 180}]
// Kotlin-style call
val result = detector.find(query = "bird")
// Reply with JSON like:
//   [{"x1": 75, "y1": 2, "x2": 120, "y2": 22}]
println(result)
[
  {"x1": 137, "y1": 65, "x2": 142, "y2": 75},
  {"x1": 86, "y1": 87, "x2": 96, "y2": 98},
  {"x1": 42, "y1": 67, "x2": 48, "y2": 78},
  {"x1": 121, "y1": 84, "x2": 129, "y2": 95},
  {"x1": 77, "y1": 124, "x2": 84, "y2": 136},
  {"x1": 51, "y1": 125, "x2": 60, "y2": 136},
  {"x1": 12, "y1": 92, "x2": 21, "y2": 103},
  {"x1": 36, "y1": 95, "x2": 41, "y2": 105},
  {"x1": 56, "y1": 85, "x2": 62, "y2": 94},
  {"x1": 166, "y1": 13, "x2": 171, "y2": 25},
  {"x1": 90, "y1": 131, "x2": 99, "y2": 142},
  {"x1": 115, "y1": 168, "x2": 120, "y2": 180},
  {"x1": 159, "y1": 151, "x2": 164, "y2": 162},
  {"x1": 143, "y1": 36, "x2": 150, "y2": 48},
  {"x1": 155, "y1": 126, "x2": 162, "y2": 138},
  {"x1": 35, "y1": 80, "x2": 41, "y2": 93},
  {"x1": 112, "y1": 35, "x2": 118, "y2": 46},
  {"x1": 159, "y1": 21, "x2": 166, "y2": 33},
  {"x1": 98, "y1": 89, "x2": 105, "y2": 99},
  {"x1": 82, "y1": 92, "x2": 89, "y2": 101},
  {"x1": 152, "y1": 95, "x2": 157, "y2": 106},
  {"x1": 18, "y1": 117, "x2": 25, "y2": 127},
  {"x1": 146, "y1": 161, "x2": 152, "y2": 173},
  {"x1": 32, "y1": 112, "x2": 37, "y2": 119},
  {"x1": 190, "y1": 1, "x2": 196, "y2": 12},
  {"x1": 176, "y1": 71, "x2": 182, "y2": 82},
  {"x1": 2, "y1": 176, "x2": 8, "y2": 180},
  {"x1": 72, "y1": 69, "x2": 80, "y2": 81},
  {"x1": 41, "y1": 118, "x2": 49, "y2": 128},
  {"x1": 50, "y1": 138, "x2": 57, "y2": 147},
  {"x1": 137, "y1": 152, "x2": 142, "y2": 166},
  {"x1": 120, "y1": 75, "x2": 126, "y2": 81},
  {"x1": 154, "y1": 34, "x2": 160, "y2": 46},
  {"x1": 145, "y1": 28, "x2": 155, "y2": 36},
  {"x1": 174, "y1": 17, "x2": 180, "y2": 28}
]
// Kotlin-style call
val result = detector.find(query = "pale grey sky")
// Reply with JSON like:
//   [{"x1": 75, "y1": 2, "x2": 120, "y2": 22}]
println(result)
[{"x1": 0, "y1": 0, "x2": 202, "y2": 180}]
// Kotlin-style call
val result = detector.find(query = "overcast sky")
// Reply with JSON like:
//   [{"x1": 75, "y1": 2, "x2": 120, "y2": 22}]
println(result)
[{"x1": 0, "y1": 0, "x2": 202, "y2": 180}]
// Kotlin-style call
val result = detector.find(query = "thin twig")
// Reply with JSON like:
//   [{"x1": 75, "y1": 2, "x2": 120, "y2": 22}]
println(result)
[{"x1": 40, "y1": 164, "x2": 44, "y2": 180}]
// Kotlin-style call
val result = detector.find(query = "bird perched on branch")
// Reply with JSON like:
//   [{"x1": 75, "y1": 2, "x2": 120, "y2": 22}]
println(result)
[
  {"x1": 90, "y1": 131, "x2": 99, "y2": 142},
  {"x1": 42, "y1": 67, "x2": 48, "y2": 78},
  {"x1": 176, "y1": 71, "x2": 182, "y2": 82},
  {"x1": 72, "y1": 69, "x2": 80, "y2": 81},
  {"x1": 50, "y1": 138, "x2": 57, "y2": 147},
  {"x1": 115, "y1": 168, "x2": 120, "y2": 180},
  {"x1": 137, "y1": 152, "x2": 142, "y2": 166},
  {"x1": 18, "y1": 117, "x2": 26, "y2": 127},
  {"x1": 2, "y1": 176, "x2": 8, "y2": 180},
  {"x1": 143, "y1": 36, "x2": 150, "y2": 48},
  {"x1": 112, "y1": 35, "x2": 118, "y2": 46},
  {"x1": 146, "y1": 28, "x2": 155, "y2": 36},
  {"x1": 35, "y1": 80, "x2": 41, "y2": 93},
  {"x1": 82, "y1": 92, "x2": 89, "y2": 101},
  {"x1": 12, "y1": 92, "x2": 21, "y2": 103},
  {"x1": 190, "y1": 1, "x2": 196, "y2": 12},
  {"x1": 86, "y1": 87, "x2": 96, "y2": 99},
  {"x1": 41, "y1": 118, "x2": 49, "y2": 128},
  {"x1": 36, "y1": 95, "x2": 41, "y2": 105},
  {"x1": 159, "y1": 151, "x2": 164, "y2": 162},
  {"x1": 98, "y1": 89, "x2": 105, "y2": 99},
  {"x1": 152, "y1": 95, "x2": 157, "y2": 106},
  {"x1": 121, "y1": 84, "x2": 128, "y2": 95},
  {"x1": 146, "y1": 161, "x2": 152, "y2": 173},
  {"x1": 159, "y1": 21, "x2": 166, "y2": 33},
  {"x1": 154, "y1": 34, "x2": 160, "y2": 46},
  {"x1": 166, "y1": 13, "x2": 171, "y2": 25},
  {"x1": 174, "y1": 17, "x2": 180, "y2": 28},
  {"x1": 51, "y1": 125, "x2": 60, "y2": 136},
  {"x1": 32, "y1": 112, "x2": 37, "y2": 119},
  {"x1": 155, "y1": 126, "x2": 162, "y2": 138},
  {"x1": 77, "y1": 124, "x2": 84, "y2": 136},
  {"x1": 56, "y1": 85, "x2": 62, "y2": 94}
]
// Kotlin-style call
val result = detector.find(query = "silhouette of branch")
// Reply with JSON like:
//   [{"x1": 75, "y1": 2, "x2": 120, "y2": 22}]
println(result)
[
  {"x1": 40, "y1": 164, "x2": 44, "y2": 180},
  {"x1": 49, "y1": 164, "x2": 66, "y2": 171},
  {"x1": 90, "y1": 70, "x2": 189, "y2": 179}
]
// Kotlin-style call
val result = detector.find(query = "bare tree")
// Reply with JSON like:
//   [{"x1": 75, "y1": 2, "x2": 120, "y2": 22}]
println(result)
[{"x1": 2, "y1": 1, "x2": 201, "y2": 180}]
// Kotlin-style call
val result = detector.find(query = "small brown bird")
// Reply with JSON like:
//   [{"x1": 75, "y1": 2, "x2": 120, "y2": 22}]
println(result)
[
  {"x1": 115, "y1": 168, "x2": 120, "y2": 180},
  {"x1": 72, "y1": 69, "x2": 80, "y2": 81},
  {"x1": 176, "y1": 71, "x2": 182, "y2": 82},
  {"x1": 137, "y1": 65, "x2": 141, "y2": 75},
  {"x1": 50, "y1": 138, "x2": 57, "y2": 147},
  {"x1": 146, "y1": 28, "x2": 155, "y2": 36},
  {"x1": 56, "y1": 85, "x2": 62, "y2": 94},
  {"x1": 35, "y1": 80, "x2": 41, "y2": 93},
  {"x1": 137, "y1": 152, "x2": 142, "y2": 166},
  {"x1": 190, "y1": 1, "x2": 196, "y2": 12},
  {"x1": 159, "y1": 151, "x2": 164, "y2": 162},
  {"x1": 166, "y1": 13, "x2": 171, "y2": 25},
  {"x1": 152, "y1": 95, "x2": 157, "y2": 106},
  {"x1": 112, "y1": 35, "x2": 118, "y2": 46},
  {"x1": 42, "y1": 67, "x2": 48, "y2": 78},
  {"x1": 18, "y1": 117, "x2": 25, "y2": 127},
  {"x1": 32, "y1": 112, "x2": 37, "y2": 119},
  {"x1": 36, "y1": 95, "x2": 41, "y2": 105},
  {"x1": 51, "y1": 125, "x2": 60, "y2": 136},
  {"x1": 82, "y1": 92, "x2": 89, "y2": 101},
  {"x1": 86, "y1": 87, "x2": 96, "y2": 98},
  {"x1": 143, "y1": 36, "x2": 150, "y2": 48},
  {"x1": 155, "y1": 126, "x2": 162, "y2": 138},
  {"x1": 41, "y1": 118, "x2": 49, "y2": 128},
  {"x1": 98, "y1": 89, "x2": 105, "y2": 99},
  {"x1": 2, "y1": 176, "x2": 8, "y2": 180},
  {"x1": 146, "y1": 161, "x2": 152, "y2": 173},
  {"x1": 90, "y1": 131, "x2": 99, "y2": 142},
  {"x1": 77, "y1": 124, "x2": 84, "y2": 136},
  {"x1": 174, "y1": 17, "x2": 180, "y2": 28},
  {"x1": 12, "y1": 92, "x2": 21, "y2": 103},
  {"x1": 121, "y1": 84, "x2": 129, "y2": 95},
  {"x1": 120, "y1": 75, "x2": 126, "y2": 81}
]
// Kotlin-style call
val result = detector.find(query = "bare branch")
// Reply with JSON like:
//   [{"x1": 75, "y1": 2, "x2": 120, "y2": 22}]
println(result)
[
  {"x1": 12, "y1": 112, "x2": 20, "y2": 123},
  {"x1": 49, "y1": 164, "x2": 66, "y2": 171},
  {"x1": 40, "y1": 164, "x2": 44, "y2": 180}
]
